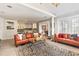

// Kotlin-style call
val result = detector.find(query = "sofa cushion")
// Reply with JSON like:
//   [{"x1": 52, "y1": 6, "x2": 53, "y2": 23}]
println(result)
[
  {"x1": 16, "y1": 39, "x2": 29, "y2": 44},
  {"x1": 67, "y1": 34, "x2": 70, "y2": 39},
  {"x1": 75, "y1": 37, "x2": 79, "y2": 41},
  {"x1": 63, "y1": 34, "x2": 68, "y2": 39},
  {"x1": 26, "y1": 33, "x2": 33, "y2": 39},
  {"x1": 58, "y1": 34, "x2": 64, "y2": 38},
  {"x1": 22, "y1": 34, "x2": 26, "y2": 40}
]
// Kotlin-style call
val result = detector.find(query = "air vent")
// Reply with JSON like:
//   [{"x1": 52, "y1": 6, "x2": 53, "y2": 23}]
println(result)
[{"x1": 7, "y1": 5, "x2": 12, "y2": 8}]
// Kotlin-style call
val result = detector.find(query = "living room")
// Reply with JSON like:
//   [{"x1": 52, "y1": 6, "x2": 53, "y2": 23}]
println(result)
[{"x1": 0, "y1": 3, "x2": 79, "y2": 56}]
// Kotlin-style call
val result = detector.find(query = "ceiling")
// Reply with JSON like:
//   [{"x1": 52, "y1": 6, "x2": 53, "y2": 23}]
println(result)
[
  {"x1": 0, "y1": 3, "x2": 51, "y2": 23},
  {"x1": 27, "y1": 3, "x2": 79, "y2": 18},
  {"x1": 0, "y1": 3, "x2": 79, "y2": 23}
]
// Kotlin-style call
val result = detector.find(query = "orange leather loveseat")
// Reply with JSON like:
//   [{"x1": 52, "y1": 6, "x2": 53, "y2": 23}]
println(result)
[
  {"x1": 54, "y1": 33, "x2": 79, "y2": 47},
  {"x1": 14, "y1": 33, "x2": 35, "y2": 47}
]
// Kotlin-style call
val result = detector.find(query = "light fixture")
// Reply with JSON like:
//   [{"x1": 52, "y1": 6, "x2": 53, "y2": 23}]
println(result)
[{"x1": 52, "y1": 3, "x2": 60, "y2": 7}]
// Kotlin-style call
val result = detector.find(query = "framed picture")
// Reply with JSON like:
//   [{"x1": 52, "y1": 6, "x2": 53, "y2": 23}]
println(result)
[{"x1": 42, "y1": 25, "x2": 46, "y2": 31}]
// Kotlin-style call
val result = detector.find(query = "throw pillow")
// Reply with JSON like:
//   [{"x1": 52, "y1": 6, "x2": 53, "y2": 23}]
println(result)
[
  {"x1": 77, "y1": 34, "x2": 79, "y2": 37},
  {"x1": 71, "y1": 34, "x2": 77, "y2": 38},
  {"x1": 63, "y1": 34, "x2": 68, "y2": 39},
  {"x1": 22, "y1": 34, "x2": 26, "y2": 40},
  {"x1": 26, "y1": 33, "x2": 33, "y2": 39},
  {"x1": 76, "y1": 34, "x2": 79, "y2": 41},
  {"x1": 58, "y1": 34, "x2": 64, "y2": 38},
  {"x1": 18, "y1": 34, "x2": 23, "y2": 40},
  {"x1": 70, "y1": 34, "x2": 77, "y2": 40},
  {"x1": 33, "y1": 33, "x2": 39, "y2": 38}
]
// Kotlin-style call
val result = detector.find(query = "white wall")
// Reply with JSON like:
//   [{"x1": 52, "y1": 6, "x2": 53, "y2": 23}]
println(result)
[
  {"x1": 0, "y1": 17, "x2": 18, "y2": 40},
  {"x1": 55, "y1": 15, "x2": 79, "y2": 34},
  {"x1": 3, "y1": 20, "x2": 18, "y2": 40},
  {"x1": 38, "y1": 20, "x2": 51, "y2": 36},
  {"x1": 0, "y1": 17, "x2": 5, "y2": 39}
]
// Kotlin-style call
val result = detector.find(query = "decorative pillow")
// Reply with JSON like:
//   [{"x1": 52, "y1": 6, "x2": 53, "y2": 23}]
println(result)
[
  {"x1": 22, "y1": 34, "x2": 26, "y2": 40},
  {"x1": 71, "y1": 34, "x2": 77, "y2": 38},
  {"x1": 15, "y1": 35, "x2": 20, "y2": 41},
  {"x1": 33, "y1": 33, "x2": 39, "y2": 38},
  {"x1": 58, "y1": 34, "x2": 64, "y2": 38},
  {"x1": 75, "y1": 34, "x2": 79, "y2": 41},
  {"x1": 18, "y1": 34, "x2": 23, "y2": 40},
  {"x1": 40, "y1": 35, "x2": 44, "y2": 39},
  {"x1": 67, "y1": 34, "x2": 70, "y2": 39},
  {"x1": 36, "y1": 35, "x2": 44, "y2": 41},
  {"x1": 63, "y1": 34, "x2": 68, "y2": 39},
  {"x1": 36, "y1": 37, "x2": 41, "y2": 41},
  {"x1": 70, "y1": 34, "x2": 77, "y2": 40},
  {"x1": 77, "y1": 34, "x2": 79, "y2": 37}
]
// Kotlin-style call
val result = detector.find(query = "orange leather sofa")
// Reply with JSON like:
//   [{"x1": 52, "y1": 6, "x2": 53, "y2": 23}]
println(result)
[
  {"x1": 54, "y1": 33, "x2": 79, "y2": 47},
  {"x1": 25, "y1": 33, "x2": 35, "y2": 43},
  {"x1": 14, "y1": 33, "x2": 35, "y2": 47}
]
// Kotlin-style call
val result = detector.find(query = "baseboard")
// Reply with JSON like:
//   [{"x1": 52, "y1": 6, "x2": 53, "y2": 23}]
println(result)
[{"x1": 1, "y1": 39, "x2": 13, "y2": 40}]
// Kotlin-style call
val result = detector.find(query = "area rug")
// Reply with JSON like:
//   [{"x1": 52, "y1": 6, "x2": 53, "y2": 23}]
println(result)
[
  {"x1": 17, "y1": 40, "x2": 79, "y2": 56},
  {"x1": 18, "y1": 41, "x2": 49, "y2": 56},
  {"x1": 0, "y1": 39, "x2": 79, "y2": 56}
]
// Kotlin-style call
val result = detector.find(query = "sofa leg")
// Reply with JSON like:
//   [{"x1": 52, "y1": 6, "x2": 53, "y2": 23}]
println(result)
[
  {"x1": 15, "y1": 44, "x2": 18, "y2": 47},
  {"x1": 54, "y1": 40, "x2": 57, "y2": 42},
  {"x1": 16, "y1": 45, "x2": 18, "y2": 47}
]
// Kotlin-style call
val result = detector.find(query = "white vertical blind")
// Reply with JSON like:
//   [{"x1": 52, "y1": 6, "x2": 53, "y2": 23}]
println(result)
[{"x1": 55, "y1": 15, "x2": 79, "y2": 34}]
